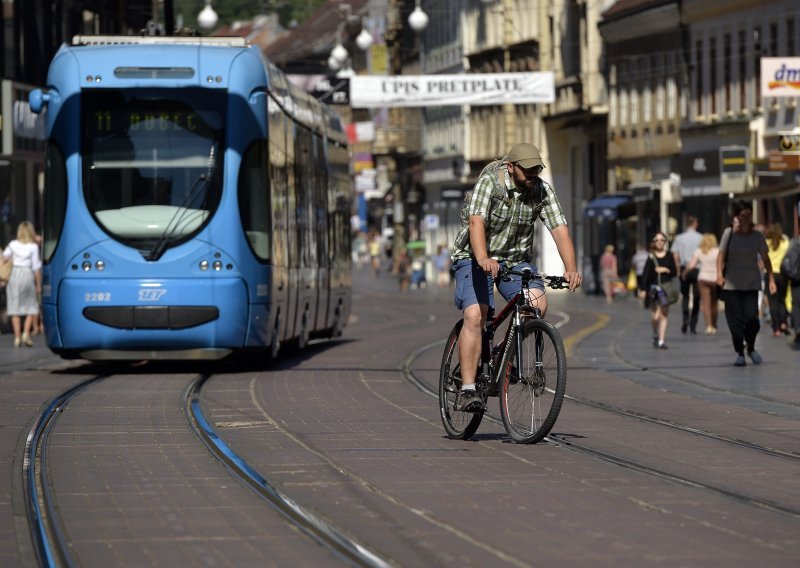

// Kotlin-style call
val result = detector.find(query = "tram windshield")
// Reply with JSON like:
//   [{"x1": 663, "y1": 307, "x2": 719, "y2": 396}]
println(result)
[{"x1": 82, "y1": 89, "x2": 225, "y2": 254}]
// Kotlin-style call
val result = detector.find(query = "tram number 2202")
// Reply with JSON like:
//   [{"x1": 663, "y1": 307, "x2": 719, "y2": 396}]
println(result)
[{"x1": 85, "y1": 292, "x2": 111, "y2": 302}]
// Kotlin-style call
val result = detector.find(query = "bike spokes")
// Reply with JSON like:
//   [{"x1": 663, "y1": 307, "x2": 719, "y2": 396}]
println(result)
[
  {"x1": 439, "y1": 320, "x2": 483, "y2": 440},
  {"x1": 499, "y1": 320, "x2": 566, "y2": 444}
]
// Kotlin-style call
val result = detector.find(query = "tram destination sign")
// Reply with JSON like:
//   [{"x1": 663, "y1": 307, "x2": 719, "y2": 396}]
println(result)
[{"x1": 350, "y1": 72, "x2": 555, "y2": 108}]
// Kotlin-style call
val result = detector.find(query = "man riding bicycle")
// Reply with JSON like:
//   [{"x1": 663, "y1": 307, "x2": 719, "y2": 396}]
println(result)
[{"x1": 450, "y1": 142, "x2": 582, "y2": 413}]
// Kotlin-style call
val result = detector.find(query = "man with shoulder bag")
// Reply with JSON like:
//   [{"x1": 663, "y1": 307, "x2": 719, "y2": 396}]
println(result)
[
  {"x1": 673, "y1": 216, "x2": 702, "y2": 334},
  {"x1": 781, "y1": 236, "x2": 800, "y2": 350}
]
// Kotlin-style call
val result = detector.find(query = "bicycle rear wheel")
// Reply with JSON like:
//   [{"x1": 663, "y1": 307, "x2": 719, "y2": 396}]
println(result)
[
  {"x1": 438, "y1": 319, "x2": 483, "y2": 440},
  {"x1": 499, "y1": 318, "x2": 566, "y2": 444}
]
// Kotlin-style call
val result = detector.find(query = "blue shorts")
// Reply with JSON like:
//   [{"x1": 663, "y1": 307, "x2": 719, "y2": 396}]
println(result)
[{"x1": 452, "y1": 259, "x2": 544, "y2": 311}]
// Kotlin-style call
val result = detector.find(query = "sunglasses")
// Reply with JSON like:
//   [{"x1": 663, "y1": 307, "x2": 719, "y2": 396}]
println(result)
[{"x1": 514, "y1": 163, "x2": 543, "y2": 175}]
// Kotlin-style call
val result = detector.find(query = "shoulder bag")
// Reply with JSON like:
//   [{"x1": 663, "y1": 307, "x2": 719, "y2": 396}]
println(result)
[
  {"x1": 0, "y1": 257, "x2": 12, "y2": 284},
  {"x1": 658, "y1": 272, "x2": 679, "y2": 304},
  {"x1": 651, "y1": 254, "x2": 679, "y2": 305}
]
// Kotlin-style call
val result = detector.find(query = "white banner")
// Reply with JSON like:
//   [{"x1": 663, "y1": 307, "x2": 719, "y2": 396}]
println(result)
[
  {"x1": 350, "y1": 72, "x2": 555, "y2": 108},
  {"x1": 761, "y1": 57, "x2": 800, "y2": 98}
]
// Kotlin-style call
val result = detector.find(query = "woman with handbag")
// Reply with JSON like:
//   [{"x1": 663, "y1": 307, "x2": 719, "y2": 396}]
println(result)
[
  {"x1": 638, "y1": 231, "x2": 678, "y2": 349},
  {"x1": 717, "y1": 200, "x2": 777, "y2": 366},
  {"x1": 2, "y1": 221, "x2": 42, "y2": 348}
]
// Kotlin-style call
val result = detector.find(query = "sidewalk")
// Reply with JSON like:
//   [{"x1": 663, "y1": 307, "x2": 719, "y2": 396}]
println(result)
[
  {"x1": 570, "y1": 291, "x2": 800, "y2": 420},
  {"x1": 353, "y1": 264, "x2": 800, "y2": 418}
]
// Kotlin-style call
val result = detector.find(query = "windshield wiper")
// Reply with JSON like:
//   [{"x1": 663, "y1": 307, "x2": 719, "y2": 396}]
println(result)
[{"x1": 145, "y1": 146, "x2": 216, "y2": 261}]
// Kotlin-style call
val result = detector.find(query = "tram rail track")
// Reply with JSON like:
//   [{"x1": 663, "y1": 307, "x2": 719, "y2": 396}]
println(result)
[
  {"x1": 185, "y1": 373, "x2": 391, "y2": 568},
  {"x1": 401, "y1": 340, "x2": 800, "y2": 520},
  {"x1": 23, "y1": 375, "x2": 108, "y2": 568},
  {"x1": 22, "y1": 370, "x2": 392, "y2": 568}
]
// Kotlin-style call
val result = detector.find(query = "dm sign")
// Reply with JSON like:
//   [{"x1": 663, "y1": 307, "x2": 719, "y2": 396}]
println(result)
[{"x1": 761, "y1": 57, "x2": 800, "y2": 98}]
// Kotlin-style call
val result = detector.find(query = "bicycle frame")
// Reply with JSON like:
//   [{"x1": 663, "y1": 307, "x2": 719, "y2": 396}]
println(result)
[{"x1": 479, "y1": 275, "x2": 543, "y2": 398}]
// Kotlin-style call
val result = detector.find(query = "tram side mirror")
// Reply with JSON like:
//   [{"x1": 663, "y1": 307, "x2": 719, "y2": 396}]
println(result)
[{"x1": 29, "y1": 89, "x2": 50, "y2": 114}]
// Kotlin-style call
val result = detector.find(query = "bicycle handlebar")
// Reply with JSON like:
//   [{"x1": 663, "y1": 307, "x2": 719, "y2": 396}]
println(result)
[{"x1": 499, "y1": 266, "x2": 569, "y2": 290}]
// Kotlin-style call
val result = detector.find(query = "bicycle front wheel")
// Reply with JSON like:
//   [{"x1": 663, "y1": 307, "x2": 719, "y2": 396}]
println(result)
[
  {"x1": 438, "y1": 319, "x2": 483, "y2": 440},
  {"x1": 499, "y1": 319, "x2": 566, "y2": 444}
]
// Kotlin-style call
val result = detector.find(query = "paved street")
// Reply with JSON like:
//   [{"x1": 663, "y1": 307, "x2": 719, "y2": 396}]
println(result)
[{"x1": 1, "y1": 268, "x2": 799, "y2": 566}]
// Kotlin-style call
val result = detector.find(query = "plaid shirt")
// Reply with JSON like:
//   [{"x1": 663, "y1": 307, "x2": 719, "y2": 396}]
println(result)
[{"x1": 452, "y1": 167, "x2": 567, "y2": 264}]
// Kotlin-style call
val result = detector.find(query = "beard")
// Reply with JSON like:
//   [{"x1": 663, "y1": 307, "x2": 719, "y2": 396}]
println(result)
[{"x1": 514, "y1": 176, "x2": 537, "y2": 192}]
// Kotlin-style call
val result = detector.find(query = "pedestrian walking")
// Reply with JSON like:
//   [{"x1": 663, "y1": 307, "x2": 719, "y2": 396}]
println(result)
[
  {"x1": 781, "y1": 235, "x2": 800, "y2": 350},
  {"x1": 716, "y1": 200, "x2": 777, "y2": 366},
  {"x1": 2, "y1": 221, "x2": 42, "y2": 347},
  {"x1": 434, "y1": 244, "x2": 451, "y2": 287},
  {"x1": 683, "y1": 233, "x2": 720, "y2": 335},
  {"x1": 638, "y1": 231, "x2": 678, "y2": 349},
  {"x1": 672, "y1": 216, "x2": 702, "y2": 334},
  {"x1": 631, "y1": 244, "x2": 649, "y2": 291},
  {"x1": 397, "y1": 249, "x2": 411, "y2": 293},
  {"x1": 765, "y1": 223, "x2": 790, "y2": 337},
  {"x1": 599, "y1": 244, "x2": 618, "y2": 304},
  {"x1": 368, "y1": 231, "x2": 382, "y2": 278}
]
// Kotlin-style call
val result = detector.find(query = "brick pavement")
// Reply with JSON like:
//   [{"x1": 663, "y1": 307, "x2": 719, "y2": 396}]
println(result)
[{"x1": 0, "y1": 268, "x2": 798, "y2": 566}]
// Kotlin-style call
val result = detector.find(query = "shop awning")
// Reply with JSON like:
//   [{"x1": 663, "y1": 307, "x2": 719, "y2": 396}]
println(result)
[{"x1": 584, "y1": 194, "x2": 633, "y2": 219}]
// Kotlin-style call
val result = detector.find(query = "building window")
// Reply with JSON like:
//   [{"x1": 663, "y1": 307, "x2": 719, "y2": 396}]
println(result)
[
  {"x1": 739, "y1": 29, "x2": 747, "y2": 110},
  {"x1": 724, "y1": 33, "x2": 731, "y2": 114},
  {"x1": 695, "y1": 39, "x2": 703, "y2": 117},
  {"x1": 710, "y1": 36, "x2": 717, "y2": 115},
  {"x1": 769, "y1": 22, "x2": 778, "y2": 56},
  {"x1": 754, "y1": 25, "x2": 762, "y2": 104},
  {"x1": 788, "y1": 18, "x2": 796, "y2": 56}
]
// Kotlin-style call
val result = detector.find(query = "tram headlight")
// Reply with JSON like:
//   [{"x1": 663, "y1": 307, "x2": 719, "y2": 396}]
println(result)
[
  {"x1": 81, "y1": 261, "x2": 91, "y2": 271},
  {"x1": 199, "y1": 260, "x2": 209, "y2": 271},
  {"x1": 212, "y1": 260, "x2": 222, "y2": 271},
  {"x1": 95, "y1": 260, "x2": 105, "y2": 271}
]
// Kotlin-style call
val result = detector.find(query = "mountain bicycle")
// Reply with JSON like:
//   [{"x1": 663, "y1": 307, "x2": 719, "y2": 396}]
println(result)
[{"x1": 438, "y1": 266, "x2": 568, "y2": 443}]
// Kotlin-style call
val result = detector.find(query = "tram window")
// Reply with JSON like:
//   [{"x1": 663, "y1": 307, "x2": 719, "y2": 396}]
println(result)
[
  {"x1": 43, "y1": 142, "x2": 67, "y2": 263},
  {"x1": 81, "y1": 89, "x2": 225, "y2": 251},
  {"x1": 238, "y1": 140, "x2": 271, "y2": 261}
]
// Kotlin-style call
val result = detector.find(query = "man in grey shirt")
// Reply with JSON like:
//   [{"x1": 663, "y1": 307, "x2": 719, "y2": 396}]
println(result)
[
  {"x1": 717, "y1": 201, "x2": 777, "y2": 366},
  {"x1": 672, "y1": 216, "x2": 702, "y2": 334}
]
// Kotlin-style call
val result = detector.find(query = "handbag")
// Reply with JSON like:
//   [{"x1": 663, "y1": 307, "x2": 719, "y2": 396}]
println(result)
[
  {"x1": 626, "y1": 267, "x2": 638, "y2": 291},
  {"x1": 0, "y1": 258, "x2": 11, "y2": 283},
  {"x1": 658, "y1": 274, "x2": 680, "y2": 304}
]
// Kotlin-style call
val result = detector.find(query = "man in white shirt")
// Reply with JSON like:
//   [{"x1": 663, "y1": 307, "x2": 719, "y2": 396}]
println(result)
[{"x1": 672, "y1": 216, "x2": 702, "y2": 334}]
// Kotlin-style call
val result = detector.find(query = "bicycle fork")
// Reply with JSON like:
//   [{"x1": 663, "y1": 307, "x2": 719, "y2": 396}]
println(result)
[{"x1": 512, "y1": 311, "x2": 545, "y2": 395}]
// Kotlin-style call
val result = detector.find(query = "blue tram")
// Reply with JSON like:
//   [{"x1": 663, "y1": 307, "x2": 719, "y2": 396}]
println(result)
[{"x1": 30, "y1": 36, "x2": 352, "y2": 360}]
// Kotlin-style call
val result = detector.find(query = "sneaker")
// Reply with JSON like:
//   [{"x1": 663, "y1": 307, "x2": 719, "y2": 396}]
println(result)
[
  {"x1": 734, "y1": 354, "x2": 746, "y2": 367},
  {"x1": 454, "y1": 389, "x2": 484, "y2": 413},
  {"x1": 14, "y1": 337, "x2": 20, "y2": 348},
  {"x1": 22, "y1": 333, "x2": 33, "y2": 347},
  {"x1": 652, "y1": 336, "x2": 658, "y2": 348},
  {"x1": 658, "y1": 342, "x2": 668, "y2": 350},
  {"x1": 748, "y1": 350, "x2": 763, "y2": 365}
]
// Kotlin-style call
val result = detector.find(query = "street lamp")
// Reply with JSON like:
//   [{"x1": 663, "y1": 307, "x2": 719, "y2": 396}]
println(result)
[
  {"x1": 356, "y1": 28, "x2": 373, "y2": 51},
  {"x1": 197, "y1": 0, "x2": 218, "y2": 30},
  {"x1": 408, "y1": 3, "x2": 429, "y2": 33},
  {"x1": 327, "y1": 4, "x2": 373, "y2": 75}
]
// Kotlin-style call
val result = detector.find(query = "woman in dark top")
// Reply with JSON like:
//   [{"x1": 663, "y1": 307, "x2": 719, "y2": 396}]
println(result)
[
  {"x1": 638, "y1": 231, "x2": 678, "y2": 349},
  {"x1": 717, "y1": 200, "x2": 777, "y2": 366}
]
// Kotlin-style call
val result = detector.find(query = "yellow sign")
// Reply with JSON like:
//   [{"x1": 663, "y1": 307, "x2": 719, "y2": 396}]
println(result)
[{"x1": 369, "y1": 44, "x2": 388, "y2": 75}]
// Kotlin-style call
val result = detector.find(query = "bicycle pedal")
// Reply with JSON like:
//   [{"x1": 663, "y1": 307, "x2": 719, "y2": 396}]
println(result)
[{"x1": 463, "y1": 400, "x2": 485, "y2": 413}]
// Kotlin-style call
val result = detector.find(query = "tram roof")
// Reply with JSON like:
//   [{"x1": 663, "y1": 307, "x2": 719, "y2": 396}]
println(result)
[{"x1": 71, "y1": 36, "x2": 249, "y2": 48}]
